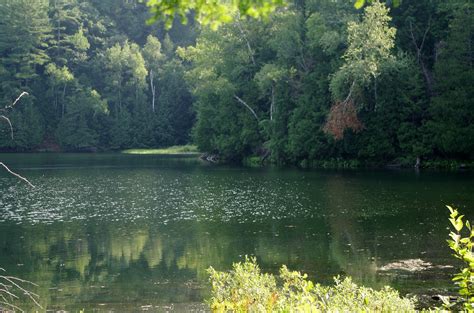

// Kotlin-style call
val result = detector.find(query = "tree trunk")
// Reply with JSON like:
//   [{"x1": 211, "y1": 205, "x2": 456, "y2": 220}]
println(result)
[
  {"x1": 270, "y1": 85, "x2": 275, "y2": 121},
  {"x1": 118, "y1": 87, "x2": 122, "y2": 113},
  {"x1": 374, "y1": 76, "x2": 377, "y2": 111},
  {"x1": 234, "y1": 95, "x2": 258, "y2": 121},
  {"x1": 150, "y1": 69, "x2": 155, "y2": 113},
  {"x1": 409, "y1": 20, "x2": 434, "y2": 96},
  {"x1": 118, "y1": 79, "x2": 122, "y2": 114},
  {"x1": 56, "y1": 0, "x2": 61, "y2": 62},
  {"x1": 61, "y1": 83, "x2": 67, "y2": 117},
  {"x1": 235, "y1": 16, "x2": 256, "y2": 66}
]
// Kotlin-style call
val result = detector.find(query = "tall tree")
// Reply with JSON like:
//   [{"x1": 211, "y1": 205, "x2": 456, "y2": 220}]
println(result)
[
  {"x1": 0, "y1": 0, "x2": 52, "y2": 103},
  {"x1": 428, "y1": 1, "x2": 474, "y2": 158},
  {"x1": 325, "y1": 1, "x2": 397, "y2": 140},
  {"x1": 142, "y1": 35, "x2": 164, "y2": 113}
]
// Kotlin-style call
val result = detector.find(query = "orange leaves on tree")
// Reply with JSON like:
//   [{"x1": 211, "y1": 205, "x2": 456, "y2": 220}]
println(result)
[{"x1": 323, "y1": 99, "x2": 363, "y2": 140}]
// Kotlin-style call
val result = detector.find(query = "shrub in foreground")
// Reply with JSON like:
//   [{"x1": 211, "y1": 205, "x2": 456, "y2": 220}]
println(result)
[
  {"x1": 207, "y1": 257, "x2": 416, "y2": 312},
  {"x1": 443, "y1": 206, "x2": 474, "y2": 311}
]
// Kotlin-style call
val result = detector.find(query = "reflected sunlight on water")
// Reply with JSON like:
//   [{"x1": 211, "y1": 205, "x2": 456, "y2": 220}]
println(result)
[{"x1": 0, "y1": 154, "x2": 473, "y2": 311}]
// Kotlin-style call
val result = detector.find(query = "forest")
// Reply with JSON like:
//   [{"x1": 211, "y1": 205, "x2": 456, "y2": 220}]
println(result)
[
  {"x1": 0, "y1": 0, "x2": 472, "y2": 167},
  {"x1": 1, "y1": 1, "x2": 474, "y2": 311}
]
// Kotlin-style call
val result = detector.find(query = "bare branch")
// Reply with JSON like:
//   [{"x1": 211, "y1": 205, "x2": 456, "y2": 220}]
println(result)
[
  {"x1": 0, "y1": 91, "x2": 39, "y2": 312},
  {"x1": 0, "y1": 91, "x2": 34, "y2": 187},
  {"x1": 0, "y1": 300, "x2": 25, "y2": 313},
  {"x1": 343, "y1": 81, "x2": 356, "y2": 105},
  {"x1": 419, "y1": 18, "x2": 431, "y2": 54},
  {"x1": 0, "y1": 115, "x2": 14, "y2": 139},
  {"x1": 270, "y1": 85, "x2": 275, "y2": 121},
  {"x1": 234, "y1": 95, "x2": 258, "y2": 121},
  {"x1": 1, "y1": 276, "x2": 42, "y2": 308},
  {"x1": 0, "y1": 287, "x2": 20, "y2": 299},
  {"x1": 2, "y1": 276, "x2": 39, "y2": 287},
  {"x1": 235, "y1": 14, "x2": 256, "y2": 66},
  {"x1": 408, "y1": 20, "x2": 434, "y2": 95},
  {"x1": 6, "y1": 91, "x2": 29, "y2": 109},
  {"x1": 150, "y1": 69, "x2": 156, "y2": 113},
  {"x1": 0, "y1": 162, "x2": 34, "y2": 188}
]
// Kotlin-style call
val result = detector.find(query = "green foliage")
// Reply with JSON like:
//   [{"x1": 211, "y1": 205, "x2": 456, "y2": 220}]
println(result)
[
  {"x1": 355, "y1": 0, "x2": 401, "y2": 10},
  {"x1": 45, "y1": 64, "x2": 74, "y2": 85},
  {"x1": 330, "y1": 1, "x2": 397, "y2": 102},
  {"x1": 0, "y1": 0, "x2": 196, "y2": 153},
  {"x1": 0, "y1": 101, "x2": 44, "y2": 151},
  {"x1": 427, "y1": 1, "x2": 474, "y2": 158},
  {"x1": 242, "y1": 155, "x2": 263, "y2": 167},
  {"x1": 207, "y1": 256, "x2": 416, "y2": 312},
  {"x1": 183, "y1": 0, "x2": 442, "y2": 165},
  {"x1": 122, "y1": 145, "x2": 199, "y2": 155},
  {"x1": 56, "y1": 88, "x2": 107, "y2": 151},
  {"x1": 444, "y1": 206, "x2": 474, "y2": 311},
  {"x1": 306, "y1": 158, "x2": 361, "y2": 169},
  {"x1": 0, "y1": 0, "x2": 471, "y2": 168},
  {"x1": 145, "y1": 0, "x2": 402, "y2": 30},
  {"x1": 146, "y1": 0, "x2": 287, "y2": 29},
  {"x1": 0, "y1": 0, "x2": 51, "y2": 106}
]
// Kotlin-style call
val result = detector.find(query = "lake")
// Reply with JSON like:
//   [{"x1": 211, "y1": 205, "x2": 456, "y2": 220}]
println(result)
[{"x1": 0, "y1": 153, "x2": 473, "y2": 312}]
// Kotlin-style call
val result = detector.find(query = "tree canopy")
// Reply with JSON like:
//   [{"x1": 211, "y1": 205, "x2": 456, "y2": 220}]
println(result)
[
  {"x1": 145, "y1": 0, "x2": 400, "y2": 29},
  {"x1": 0, "y1": 0, "x2": 472, "y2": 168}
]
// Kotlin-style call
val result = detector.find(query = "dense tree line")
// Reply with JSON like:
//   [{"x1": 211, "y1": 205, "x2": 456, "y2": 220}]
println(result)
[
  {"x1": 0, "y1": 0, "x2": 472, "y2": 167},
  {"x1": 0, "y1": 0, "x2": 195, "y2": 152},
  {"x1": 184, "y1": 0, "x2": 472, "y2": 166}
]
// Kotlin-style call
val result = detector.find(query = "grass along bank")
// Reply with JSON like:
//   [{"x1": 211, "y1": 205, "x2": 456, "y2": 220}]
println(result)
[{"x1": 122, "y1": 145, "x2": 199, "y2": 155}]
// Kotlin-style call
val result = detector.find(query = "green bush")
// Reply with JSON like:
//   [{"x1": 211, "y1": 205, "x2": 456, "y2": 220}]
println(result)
[
  {"x1": 243, "y1": 156, "x2": 263, "y2": 167},
  {"x1": 443, "y1": 206, "x2": 474, "y2": 311},
  {"x1": 208, "y1": 208, "x2": 474, "y2": 312},
  {"x1": 207, "y1": 257, "x2": 416, "y2": 312}
]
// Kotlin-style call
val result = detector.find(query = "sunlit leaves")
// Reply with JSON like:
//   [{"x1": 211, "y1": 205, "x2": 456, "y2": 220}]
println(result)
[
  {"x1": 45, "y1": 63, "x2": 74, "y2": 84},
  {"x1": 343, "y1": 1, "x2": 396, "y2": 82},
  {"x1": 354, "y1": 0, "x2": 365, "y2": 9},
  {"x1": 147, "y1": 0, "x2": 286, "y2": 29},
  {"x1": 446, "y1": 206, "x2": 474, "y2": 310},
  {"x1": 103, "y1": 41, "x2": 148, "y2": 106},
  {"x1": 325, "y1": 1, "x2": 397, "y2": 140},
  {"x1": 354, "y1": 0, "x2": 401, "y2": 9},
  {"x1": 254, "y1": 63, "x2": 289, "y2": 91},
  {"x1": 143, "y1": 35, "x2": 165, "y2": 70},
  {"x1": 332, "y1": 1, "x2": 396, "y2": 98},
  {"x1": 146, "y1": 0, "x2": 403, "y2": 29},
  {"x1": 69, "y1": 27, "x2": 90, "y2": 51},
  {"x1": 208, "y1": 257, "x2": 416, "y2": 311}
]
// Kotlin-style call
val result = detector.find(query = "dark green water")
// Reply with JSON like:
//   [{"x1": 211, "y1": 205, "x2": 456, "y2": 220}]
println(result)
[{"x1": 0, "y1": 153, "x2": 473, "y2": 312}]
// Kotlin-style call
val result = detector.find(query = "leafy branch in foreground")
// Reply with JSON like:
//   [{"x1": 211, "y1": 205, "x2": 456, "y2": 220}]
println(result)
[
  {"x1": 207, "y1": 256, "x2": 416, "y2": 312},
  {"x1": 146, "y1": 0, "x2": 401, "y2": 29},
  {"x1": 146, "y1": 0, "x2": 287, "y2": 29},
  {"x1": 207, "y1": 208, "x2": 474, "y2": 312},
  {"x1": 443, "y1": 206, "x2": 474, "y2": 310},
  {"x1": 354, "y1": 0, "x2": 402, "y2": 10}
]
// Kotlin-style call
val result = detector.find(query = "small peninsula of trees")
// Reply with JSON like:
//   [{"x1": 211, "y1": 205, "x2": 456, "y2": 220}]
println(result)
[{"x1": 0, "y1": 0, "x2": 472, "y2": 167}]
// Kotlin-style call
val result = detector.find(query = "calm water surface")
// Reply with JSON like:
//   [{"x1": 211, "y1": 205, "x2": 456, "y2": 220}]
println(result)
[{"x1": 0, "y1": 153, "x2": 473, "y2": 312}]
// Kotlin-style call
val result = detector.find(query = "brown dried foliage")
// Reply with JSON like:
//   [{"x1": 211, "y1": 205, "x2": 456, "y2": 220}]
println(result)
[{"x1": 323, "y1": 99, "x2": 363, "y2": 140}]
